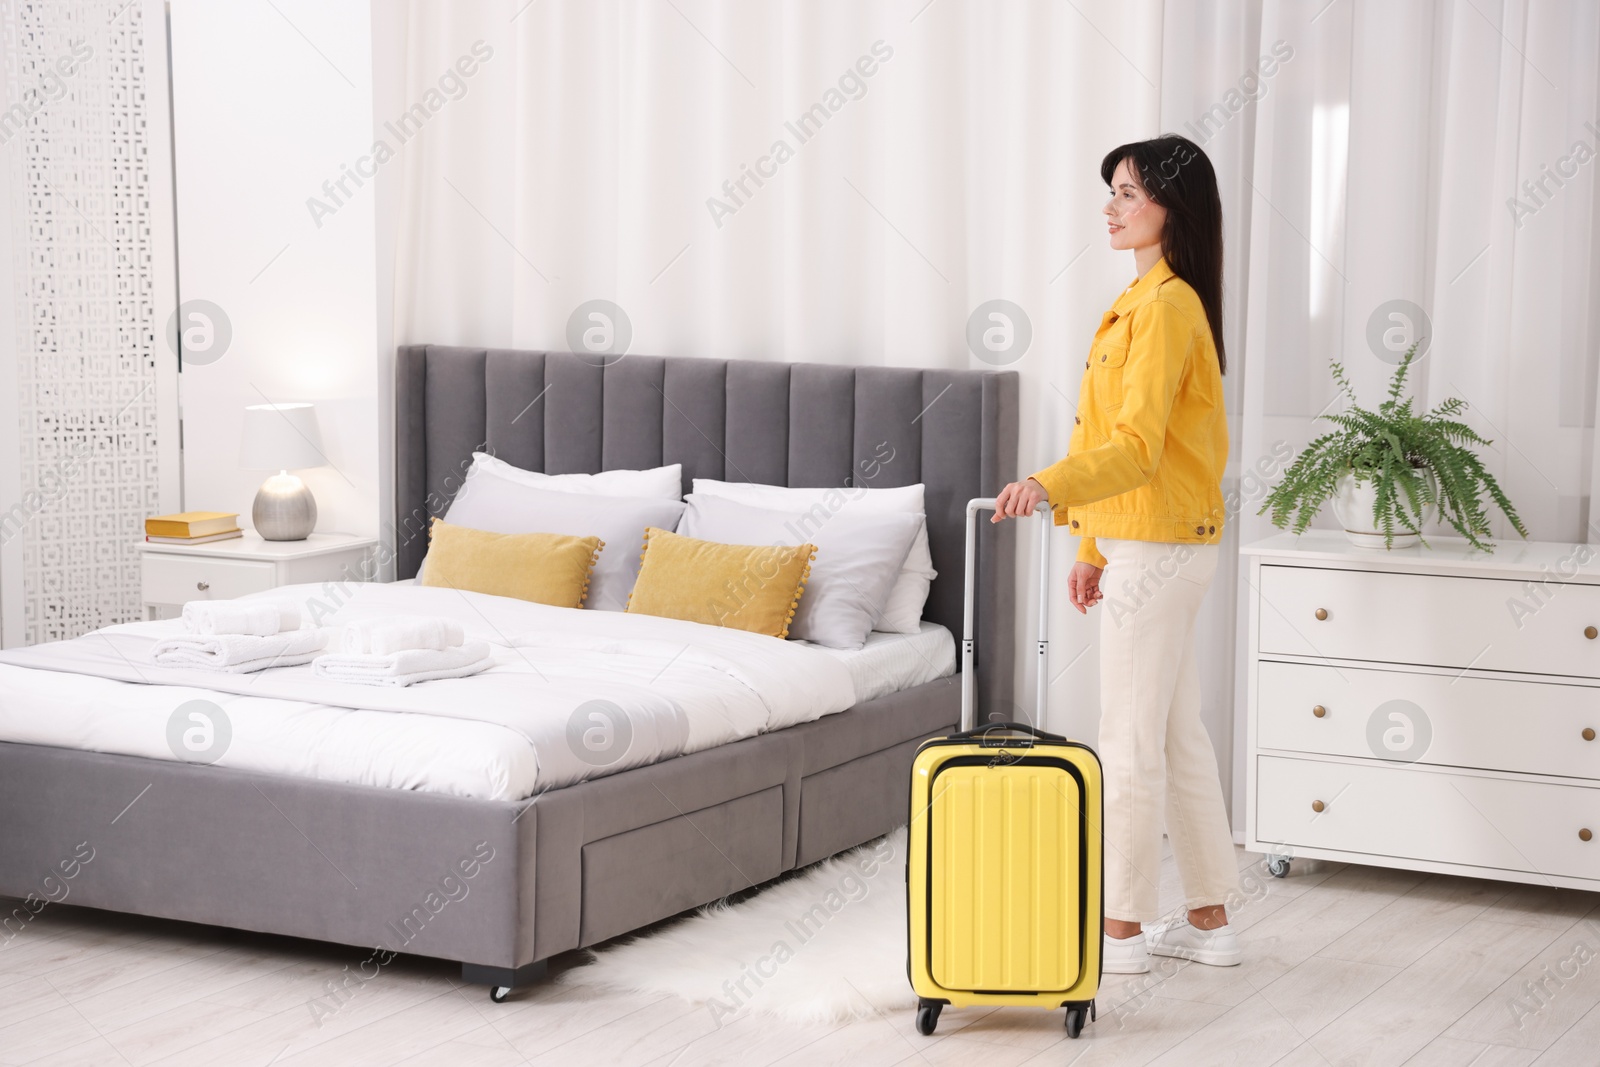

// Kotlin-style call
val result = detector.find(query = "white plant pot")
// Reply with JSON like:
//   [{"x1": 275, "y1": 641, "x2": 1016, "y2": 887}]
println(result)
[{"x1": 1330, "y1": 468, "x2": 1437, "y2": 550}]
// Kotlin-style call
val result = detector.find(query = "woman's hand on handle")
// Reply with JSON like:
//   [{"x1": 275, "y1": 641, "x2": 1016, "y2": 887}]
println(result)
[
  {"x1": 991, "y1": 478, "x2": 1049, "y2": 523},
  {"x1": 1067, "y1": 562, "x2": 1103, "y2": 614}
]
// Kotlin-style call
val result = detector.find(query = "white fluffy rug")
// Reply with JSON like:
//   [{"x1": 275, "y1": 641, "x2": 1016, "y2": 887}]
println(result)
[{"x1": 559, "y1": 828, "x2": 912, "y2": 1025}]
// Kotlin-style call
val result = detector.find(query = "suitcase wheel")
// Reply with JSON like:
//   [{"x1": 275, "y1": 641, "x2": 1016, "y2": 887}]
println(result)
[
  {"x1": 1065, "y1": 1004, "x2": 1089, "y2": 1039},
  {"x1": 915, "y1": 999, "x2": 943, "y2": 1036}
]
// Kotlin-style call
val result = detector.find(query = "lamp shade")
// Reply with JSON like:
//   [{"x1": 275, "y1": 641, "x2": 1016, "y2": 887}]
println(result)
[{"x1": 239, "y1": 403, "x2": 327, "y2": 471}]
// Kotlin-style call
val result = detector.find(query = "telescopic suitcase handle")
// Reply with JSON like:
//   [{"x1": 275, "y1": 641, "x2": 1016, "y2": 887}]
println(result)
[{"x1": 961, "y1": 497, "x2": 1053, "y2": 732}]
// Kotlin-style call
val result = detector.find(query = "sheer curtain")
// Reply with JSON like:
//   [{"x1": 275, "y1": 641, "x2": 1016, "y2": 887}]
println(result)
[
  {"x1": 1230, "y1": 0, "x2": 1600, "y2": 820},
  {"x1": 375, "y1": 0, "x2": 1174, "y2": 748},
  {"x1": 376, "y1": 0, "x2": 1600, "y2": 826}
]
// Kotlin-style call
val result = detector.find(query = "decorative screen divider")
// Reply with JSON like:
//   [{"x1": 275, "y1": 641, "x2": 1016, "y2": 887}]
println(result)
[{"x1": 0, "y1": 0, "x2": 178, "y2": 645}]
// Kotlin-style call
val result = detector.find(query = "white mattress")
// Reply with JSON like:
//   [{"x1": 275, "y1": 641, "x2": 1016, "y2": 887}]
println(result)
[
  {"x1": 0, "y1": 589, "x2": 955, "y2": 802},
  {"x1": 804, "y1": 623, "x2": 955, "y2": 704}
]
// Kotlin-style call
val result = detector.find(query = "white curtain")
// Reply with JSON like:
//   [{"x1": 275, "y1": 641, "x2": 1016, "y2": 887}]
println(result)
[
  {"x1": 377, "y1": 0, "x2": 1600, "y2": 827},
  {"x1": 1230, "y1": 0, "x2": 1600, "y2": 820}
]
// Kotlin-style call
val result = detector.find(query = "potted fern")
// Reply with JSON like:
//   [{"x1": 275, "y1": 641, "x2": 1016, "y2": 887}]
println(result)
[{"x1": 1259, "y1": 345, "x2": 1527, "y2": 550}]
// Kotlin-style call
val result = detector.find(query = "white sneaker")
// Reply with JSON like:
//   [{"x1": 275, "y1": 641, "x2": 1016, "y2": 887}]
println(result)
[
  {"x1": 1147, "y1": 918, "x2": 1241, "y2": 967},
  {"x1": 1102, "y1": 931, "x2": 1150, "y2": 974}
]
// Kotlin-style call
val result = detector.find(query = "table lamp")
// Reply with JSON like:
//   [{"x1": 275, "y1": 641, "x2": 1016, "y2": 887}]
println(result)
[{"x1": 240, "y1": 402, "x2": 326, "y2": 541}]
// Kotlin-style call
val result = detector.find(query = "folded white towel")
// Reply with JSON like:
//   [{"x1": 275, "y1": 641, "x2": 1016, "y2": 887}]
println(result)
[
  {"x1": 152, "y1": 629, "x2": 328, "y2": 673},
  {"x1": 312, "y1": 641, "x2": 492, "y2": 687},
  {"x1": 182, "y1": 600, "x2": 301, "y2": 637},
  {"x1": 339, "y1": 615, "x2": 465, "y2": 655}
]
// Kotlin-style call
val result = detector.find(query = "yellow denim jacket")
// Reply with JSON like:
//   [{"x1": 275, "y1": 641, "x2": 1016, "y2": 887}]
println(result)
[{"x1": 1030, "y1": 257, "x2": 1228, "y2": 569}]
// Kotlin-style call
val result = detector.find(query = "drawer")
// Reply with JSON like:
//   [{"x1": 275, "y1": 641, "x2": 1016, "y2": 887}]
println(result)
[
  {"x1": 1257, "y1": 565, "x2": 1600, "y2": 678},
  {"x1": 1256, "y1": 661, "x2": 1600, "y2": 780},
  {"x1": 580, "y1": 786, "x2": 784, "y2": 946},
  {"x1": 1257, "y1": 755, "x2": 1600, "y2": 882},
  {"x1": 142, "y1": 555, "x2": 276, "y2": 604}
]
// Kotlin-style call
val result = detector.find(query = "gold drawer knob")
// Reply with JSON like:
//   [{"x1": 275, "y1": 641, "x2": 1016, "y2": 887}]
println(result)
[
  {"x1": 1314, "y1": 608, "x2": 1328, "y2": 621},
  {"x1": 1311, "y1": 800, "x2": 1325, "y2": 813},
  {"x1": 1585, "y1": 728, "x2": 1596, "y2": 742},
  {"x1": 1586, "y1": 626, "x2": 1598, "y2": 640},
  {"x1": 1312, "y1": 705, "x2": 1327, "y2": 718},
  {"x1": 1582, "y1": 828, "x2": 1594, "y2": 842}
]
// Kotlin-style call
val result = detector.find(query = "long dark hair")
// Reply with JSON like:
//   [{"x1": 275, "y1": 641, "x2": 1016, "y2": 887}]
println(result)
[{"x1": 1100, "y1": 135, "x2": 1227, "y2": 374}]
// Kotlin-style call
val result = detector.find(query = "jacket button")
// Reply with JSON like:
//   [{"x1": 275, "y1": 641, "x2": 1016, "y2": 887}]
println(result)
[
  {"x1": 1073, "y1": 416, "x2": 1080, "y2": 424},
  {"x1": 1070, "y1": 520, "x2": 1079, "y2": 529},
  {"x1": 1100, "y1": 354, "x2": 1107, "y2": 362},
  {"x1": 1195, "y1": 525, "x2": 1205, "y2": 535},
  {"x1": 1208, "y1": 525, "x2": 1215, "y2": 534},
  {"x1": 1085, "y1": 360, "x2": 1090, "y2": 368}
]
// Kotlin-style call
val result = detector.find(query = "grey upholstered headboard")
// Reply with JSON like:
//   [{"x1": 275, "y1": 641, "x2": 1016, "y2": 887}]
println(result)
[{"x1": 394, "y1": 346, "x2": 1019, "y2": 713}]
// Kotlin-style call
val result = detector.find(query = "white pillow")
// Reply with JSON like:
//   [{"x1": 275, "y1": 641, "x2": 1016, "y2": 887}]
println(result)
[
  {"x1": 679, "y1": 494, "x2": 922, "y2": 650},
  {"x1": 438, "y1": 469, "x2": 686, "y2": 611},
  {"x1": 691, "y1": 478, "x2": 935, "y2": 633},
  {"x1": 471, "y1": 452, "x2": 683, "y2": 499}
]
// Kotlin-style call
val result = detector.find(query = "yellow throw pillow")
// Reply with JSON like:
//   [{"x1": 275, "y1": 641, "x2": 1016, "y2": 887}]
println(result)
[
  {"x1": 626, "y1": 527, "x2": 815, "y2": 638},
  {"x1": 421, "y1": 518, "x2": 602, "y2": 608}
]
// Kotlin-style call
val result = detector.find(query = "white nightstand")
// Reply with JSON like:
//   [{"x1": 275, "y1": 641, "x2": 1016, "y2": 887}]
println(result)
[{"x1": 139, "y1": 532, "x2": 379, "y2": 620}]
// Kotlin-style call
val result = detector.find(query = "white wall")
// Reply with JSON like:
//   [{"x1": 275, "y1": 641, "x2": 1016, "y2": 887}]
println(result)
[{"x1": 169, "y1": 0, "x2": 380, "y2": 540}]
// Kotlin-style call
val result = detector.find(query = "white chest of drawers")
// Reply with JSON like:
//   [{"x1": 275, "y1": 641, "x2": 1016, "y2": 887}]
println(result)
[{"x1": 1242, "y1": 531, "x2": 1600, "y2": 888}]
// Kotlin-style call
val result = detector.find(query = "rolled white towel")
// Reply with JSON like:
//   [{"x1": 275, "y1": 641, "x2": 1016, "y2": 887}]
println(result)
[
  {"x1": 182, "y1": 599, "x2": 300, "y2": 637},
  {"x1": 312, "y1": 641, "x2": 492, "y2": 687},
  {"x1": 152, "y1": 628, "x2": 327, "y2": 673},
  {"x1": 339, "y1": 615, "x2": 465, "y2": 656}
]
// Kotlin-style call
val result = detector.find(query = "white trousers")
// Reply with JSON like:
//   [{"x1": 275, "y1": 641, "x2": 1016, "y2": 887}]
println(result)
[{"x1": 1095, "y1": 538, "x2": 1238, "y2": 924}]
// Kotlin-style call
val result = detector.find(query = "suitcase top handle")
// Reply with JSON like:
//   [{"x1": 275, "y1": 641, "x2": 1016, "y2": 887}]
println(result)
[{"x1": 949, "y1": 721, "x2": 1066, "y2": 745}]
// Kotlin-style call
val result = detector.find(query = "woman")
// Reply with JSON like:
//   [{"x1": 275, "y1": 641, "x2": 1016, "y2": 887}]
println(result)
[{"x1": 992, "y1": 134, "x2": 1238, "y2": 975}]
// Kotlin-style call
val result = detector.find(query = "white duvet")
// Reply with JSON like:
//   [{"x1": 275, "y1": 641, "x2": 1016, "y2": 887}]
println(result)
[{"x1": 0, "y1": 582, "x2": 858, "y2": 796}]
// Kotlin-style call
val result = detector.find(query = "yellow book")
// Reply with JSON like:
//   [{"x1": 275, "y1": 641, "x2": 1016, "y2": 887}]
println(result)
[{"x1": 144, "y1": 511, "x2": 240, "y2": 539}]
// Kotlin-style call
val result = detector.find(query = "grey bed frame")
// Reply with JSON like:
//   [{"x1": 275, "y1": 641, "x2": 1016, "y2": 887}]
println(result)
[{"x1": 0, "y1": 348, "x2": 1019, "y2": 996}]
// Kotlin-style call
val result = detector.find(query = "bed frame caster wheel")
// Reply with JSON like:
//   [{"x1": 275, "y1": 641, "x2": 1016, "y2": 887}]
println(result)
[
  {"x1": 1266, "y1": 855, "x2": 1291, "y2": 879},
  {"x1": 915, "y1": 999, "x2": 942, "y2": 1035},
  {"x1": 489, "y1": 985, "x2": 513, "y2": 1003},
  {"x1": 1064, "y1": 1004, "x2": 1088, "y2": 1038}
]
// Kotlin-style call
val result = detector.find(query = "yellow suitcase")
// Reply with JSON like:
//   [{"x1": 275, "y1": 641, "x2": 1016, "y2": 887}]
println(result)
[{"x1": 907, "y1": 498, "x2": 1103, "y2": 1039}]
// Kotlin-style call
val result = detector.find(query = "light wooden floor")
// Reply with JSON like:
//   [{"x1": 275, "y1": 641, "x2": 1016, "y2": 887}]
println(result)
[{"x1": 4, "y1": 843, "x2": 1600, "y2": 1066}]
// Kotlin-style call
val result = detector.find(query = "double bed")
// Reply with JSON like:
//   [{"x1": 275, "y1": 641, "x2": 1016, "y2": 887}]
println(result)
[{"x1": 0, "y1": 347, "x2": 1019, "y2": 997}]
